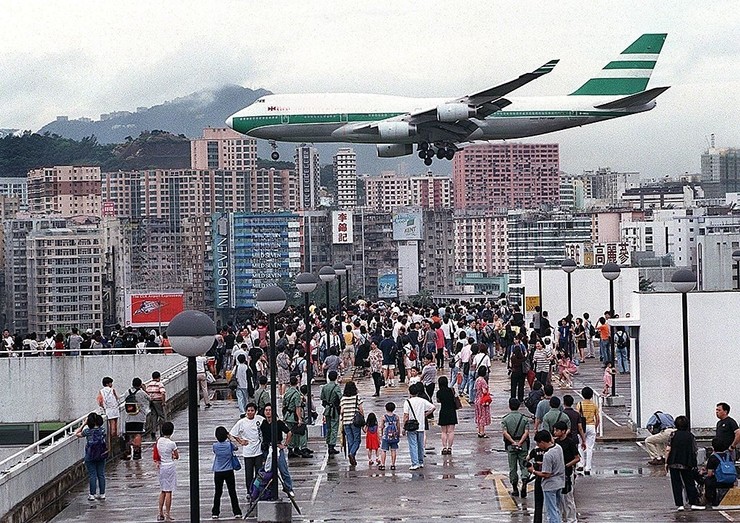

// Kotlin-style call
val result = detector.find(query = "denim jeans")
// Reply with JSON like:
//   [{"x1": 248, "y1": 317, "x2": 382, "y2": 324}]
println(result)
[
  {"x1": 236, "y1": 387, "x2": 249, "y2": 414},
  {"x1": 599, "y1": 339, "x2": 610, "y2": 364},
  {"x1": 264, "y1": 447, "x2": 293, "y2": 491},
  {"x1": 615, "y1": 347, "x2": 629, "y2": 373},
  {"x1": 466, "y1": 371, "x2": 477, "y2": 401},
  {"x1": 543, "y1": 488, "x2": 562, "y2": 523},
  {"x1": 85, "y1": 459, "x2": 106, "y2": 495},
  {"x1": 406, "y1": 430, "x2": 424, "y2": 467},
  {"x1": 449, "y1": 366, "x2": 460, "y2": 389},
  {"x1": 344, "y1": 424, "x2": 361, "y2": 457}
]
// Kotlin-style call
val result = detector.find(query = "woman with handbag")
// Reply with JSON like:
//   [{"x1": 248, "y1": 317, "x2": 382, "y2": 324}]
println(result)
[
  {"x1": 211, "y1": 426, "x2": 243, "y2": 519},
  {"x1": 665, "y1": 415, "x2": 704, "y2": 511},
  {"x1": 436, "y1": 376, "x2": 458, "y2": 455},
  {"x1": 474, "y1": 366, "x2": 492, "y2": 438},
  {"x1": 339, "y1": 381, "x2": 364, "y2": 467}
]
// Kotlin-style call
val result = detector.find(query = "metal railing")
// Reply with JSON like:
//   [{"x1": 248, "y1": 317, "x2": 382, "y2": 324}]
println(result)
[
  {"x1": 0, "y1": 345, "x2": 178, "y2": 357},
  {"x1": 0, "y1": 358, "x2": 188, "y2": 475}
]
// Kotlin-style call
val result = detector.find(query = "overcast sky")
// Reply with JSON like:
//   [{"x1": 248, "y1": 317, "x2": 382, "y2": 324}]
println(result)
[{"x1": 2, "y1": 0, "x2": 738, "y2": 177}]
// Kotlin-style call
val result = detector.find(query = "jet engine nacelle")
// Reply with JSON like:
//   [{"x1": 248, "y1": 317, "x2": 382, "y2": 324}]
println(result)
[
  {"x1": 437, "y1": 103, "x2": 477, "y2": 122},
  {"x1": 376, "y1": 144, "x2": 413, "y2": 158},
  {"x1": 377, "y1": 122, "x2": 416, "y2": 139}
]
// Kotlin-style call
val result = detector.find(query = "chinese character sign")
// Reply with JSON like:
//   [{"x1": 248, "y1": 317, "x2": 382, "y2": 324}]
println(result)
[
  {"x1": 593, "y1": 243, "x2": 632, "y2": 266},
  {"x1": 332, "y1": 210, "x2": 354, "y2": 244},
  {"x1": 564, "y1": 243, "x2": 585, "y2": 266}
]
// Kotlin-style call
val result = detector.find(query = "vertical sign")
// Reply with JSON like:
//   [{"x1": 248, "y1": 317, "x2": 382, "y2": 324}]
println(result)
[
  {"x1": 377, "y1": 268, "x2": 398, "y2": 299},
  {"x1": 213, "y1": 213, "x2": 235, "y2": 309},
  {"x1": 332, "y1": 210, "x2": 354, "y2": 244},
  {"x1": 564, "y1": 243, "x2": 585, "y2": 266}
]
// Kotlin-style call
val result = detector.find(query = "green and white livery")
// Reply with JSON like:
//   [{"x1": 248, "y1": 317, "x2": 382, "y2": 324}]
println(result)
[{"x1": 226, "y1": 34, "x2": 669, "y2": 165}]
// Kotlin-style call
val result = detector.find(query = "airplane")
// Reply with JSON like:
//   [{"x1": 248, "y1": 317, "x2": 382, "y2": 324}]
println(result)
[{"x1": 226, "y1": 33, "x2": 668, "y2": 166}]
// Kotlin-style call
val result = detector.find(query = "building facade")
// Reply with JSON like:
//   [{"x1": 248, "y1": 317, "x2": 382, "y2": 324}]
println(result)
[
  {"x1": 364, "y1": 172, "x2": 411, "y2": 211},
  {"x1": 295, "y1": 146, "x2": 321, "y2": 210},
  {"x1": 410, "y1": 173, "x2": 453, "y2": 210},
  {"x1": 701, "y1": 147, "x2": 740, "y2": 198},
  {"x1": 27, "y1": 166, "x2": 101, "y2": 216},
  {"x1": 333, "y1": 148, "x2": 357, "y2": 209},
  {"x1": 453, "y1": 212, "x2": 508, "y2": 276},
  {"x1": 190, "y1": 127, "x2": 258, "y2": 172}
]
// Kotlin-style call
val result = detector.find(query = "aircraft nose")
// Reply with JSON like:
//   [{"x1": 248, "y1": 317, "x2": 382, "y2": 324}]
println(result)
[{"x1": 225, "y1": 115, "x2": 234, "y2": 129}]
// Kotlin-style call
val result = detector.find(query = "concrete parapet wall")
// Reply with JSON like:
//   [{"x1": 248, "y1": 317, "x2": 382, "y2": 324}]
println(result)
[{"x1": 0, "y1": 354, "x2": 185, "y2": 423}]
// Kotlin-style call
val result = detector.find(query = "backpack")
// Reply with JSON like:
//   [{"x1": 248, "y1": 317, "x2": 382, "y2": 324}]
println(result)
[
  {"x1": 713, "y1": 451, "x2": 737, "y2": 484},
  {"x1": 384, "y1": 414, "x2": 400, "y2": 444},
  {"x1": 588, "y1": 322, "x2": 595, "y2": 338},
  {"x1": 85, "y1": 427, "x2": 108, "y2": 461},
  {"x1": 290, "y1": 358, "x2": 303, "y2": 379},
  {"x1": 616, "y1": 331, "x2": 628, "y2": 349},
  {"x1": 124, "y1": 388, "x2": 140, "y2": 415},
  {"x1": 524, "y1": 389, "x2": 543, "y2": 414}
]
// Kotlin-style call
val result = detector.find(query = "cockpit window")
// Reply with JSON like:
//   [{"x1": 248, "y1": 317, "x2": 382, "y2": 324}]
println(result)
[{"x1": 257, "y1": 98, "x2": 265, "y2": 103}]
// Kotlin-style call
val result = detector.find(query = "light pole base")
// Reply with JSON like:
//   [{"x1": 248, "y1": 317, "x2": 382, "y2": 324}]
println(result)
[
  {"x1": 257, "y1": 500, "x2": 292, "y2": 522},
  {"x1": 605, "y1": 395, "x2": 626, "y2": 407}
]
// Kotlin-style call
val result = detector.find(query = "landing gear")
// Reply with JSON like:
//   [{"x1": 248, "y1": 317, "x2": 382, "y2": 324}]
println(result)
[
  {"x1": 416, "y1": 142, "x2": 457, "y2": 165},
  {"x1": 269, "y1": 140, "x2": 280, "y2": 161}
]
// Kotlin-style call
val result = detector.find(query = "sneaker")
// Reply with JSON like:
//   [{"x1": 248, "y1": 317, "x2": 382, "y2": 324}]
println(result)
[
  {"x1": 647, "y1": 457, "x2": 665, "y2": 465},
  {"x1": 283, "y1": 488, "x2": 295, "y2": 498},
  {"x1": 409, "y1": 464, "x2": 421, "y2": 470},
  {"x1": 511, "y1": 489, "x2": 520, "y2": 497},
  {"x1": 96, "y1": 494, "x2": 105, "y2": 500},
  {"x1": 87, "y1": 494, "x2": 96, "y2": 501},
  {"x1": 157, "y1": 516, "x2": 165, "y2": 522},
  {"x1": 690, "y1": 505, "x2": 706, "y2": 511},
  {"x1": 212, "y1": 516, "x2": 219, "y2": 520},
  {"x1": 419, "y1": 462, "x2": 424, "y2": 468},
  {"x1": 584, "y1": 470, "x2": 591, "y2": 476},
  {"x1": 676, "y1": 506, "x2": 685, "y2": 512}
]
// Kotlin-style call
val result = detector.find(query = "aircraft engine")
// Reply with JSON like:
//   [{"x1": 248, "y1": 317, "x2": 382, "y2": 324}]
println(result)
[
  {"x1": 436, "y1": 103, "x2": 477, "y2": 122},
  {"x1": 376, "y1": 144, "x2": 413, "y2": 158},
  {"x1": 377, "y1": 122, "x2": 416, "y2": 139}
]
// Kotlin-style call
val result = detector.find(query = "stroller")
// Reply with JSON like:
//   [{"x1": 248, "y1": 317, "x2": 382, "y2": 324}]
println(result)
[{"x1": 245, "y1": 466, "x2": 300, "y2": 517}]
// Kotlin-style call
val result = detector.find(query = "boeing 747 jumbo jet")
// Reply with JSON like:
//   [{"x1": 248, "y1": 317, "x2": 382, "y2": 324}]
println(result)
[{"x1": 226, "y1": 34, "x2": 668, "y2": 166}]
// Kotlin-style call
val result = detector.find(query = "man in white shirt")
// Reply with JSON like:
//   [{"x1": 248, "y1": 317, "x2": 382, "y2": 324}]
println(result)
[
  {"x1": 230, "y1": 403, "x2": 265, "y2": 491},
  {"x1": 402, "y1": 382, "x2": 435, "y2": 470},
  {"x1": 195, "y1": 354, "x2": 211, "y2": 408}
]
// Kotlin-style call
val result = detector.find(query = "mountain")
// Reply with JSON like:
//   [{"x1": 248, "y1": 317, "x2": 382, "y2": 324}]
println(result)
[{"x1": 37, "y1": 85, "x2": 271, "y2": 145}]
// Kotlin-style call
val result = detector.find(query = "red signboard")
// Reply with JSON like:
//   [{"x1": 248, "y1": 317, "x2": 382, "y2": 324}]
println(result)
[{"x1": 127, "y1": 293, "x2": 185, "y2": 327}]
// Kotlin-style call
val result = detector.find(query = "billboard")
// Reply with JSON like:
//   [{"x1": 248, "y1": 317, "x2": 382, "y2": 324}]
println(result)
[
  {"x1": 564, "y1": 243, "x2": 586, "y2": 266},
  {"x1": 392, "y1": 208, "x2": 423, "y2": 241},
  {"x1": 213, "y1": 213, "x2": 235, "y2": 309},
  {"x1": 332, "y1": 210, "x2": 354, "y2": 244},
  {"x1": 593, "y1": 242, "x2": 632, "y2": 266},
  {"x1": 126, "y1": 292, "x2": 185, "y2": 327},
  {"x1": 377, "y1": 269, "x2": 399, "y2": 299}
]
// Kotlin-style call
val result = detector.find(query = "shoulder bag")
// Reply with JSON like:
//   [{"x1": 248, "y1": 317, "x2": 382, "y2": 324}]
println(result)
[
  {"x1": 403, "y1": 400, "x2": 420, "y2": 432},
  {"x1": 352, "y1": 396, "x2": 366, "y2": 428}
]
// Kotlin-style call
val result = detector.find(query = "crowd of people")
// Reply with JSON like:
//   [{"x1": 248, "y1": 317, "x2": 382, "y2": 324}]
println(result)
[{"x1": 68, "y1": 296, "x2": 738, "y2": 521}]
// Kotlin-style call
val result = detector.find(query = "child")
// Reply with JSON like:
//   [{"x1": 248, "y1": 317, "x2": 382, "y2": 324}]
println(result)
[
  {"x1": 364, "y1": 413, "x2": 380, "y2": 465},
  {"x1": 407, "y1": 366, "x2": 421, "y2": 386},
  {"x1": 602, "y1": 362, "x2": 615, "y2": 395},
  {"x1": 211, "y1": 426, "x2": 242, "y2": 519},
  {"x1": 378, "y1": 403, "x2": 400, "y2": 471},
  {"x1": 155, "y1": 422, "x2": 179, "y2": 522}
]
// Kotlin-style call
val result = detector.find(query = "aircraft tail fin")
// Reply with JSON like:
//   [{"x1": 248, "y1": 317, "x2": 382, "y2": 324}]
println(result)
[
  {"x1": 593, "y1": 86, "x2": 670, "y2": 109},
  {"x1": 570, "y1": 33, "x2": 667, "y2": 96}
]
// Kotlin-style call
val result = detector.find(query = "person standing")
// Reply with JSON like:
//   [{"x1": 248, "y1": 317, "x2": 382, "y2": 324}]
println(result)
[
  {"x1": 528, "y1": 430, "x2": 565, "y2": 523},
  {"x1": 154, "y1": 422, "x2": 179, "y2": 522},
  {"x1": 502, "y1": 398, "x2": 530, "y2": 498},
  {"x1": 233, "y1": 354, "x2": 251, "y2": 417},
  {"x1": 283, "y1": 376, "x2": 309, "y2": 458},
  {"x1": 715, "y1": 402, "x2": 740, "y2": 460},
  {"x1": 665, "y1": 415, "x2": 704, "y2": 511},
  {"x1": 379, "y1": 330, "x2": 397, "y2": 388},
  {"x1": 509, "y1": 345, "x2": 527, "y2": 402},
  {"x1": 402, "y1": 382, "x2": 435, "y2": 470},
  {"x1": 576, "y1": 387, "x2": 599, "y2": 475},
  {"x1": 474, "y1": 366, "x2": 492, "y2": 438},
  {"x1": 582, "y1": 312, "x2": 595, "y2": 359},
  {"x1": 123, "y1": 377, "x2": 150, "y2": 460},
  {"x1": 230, "y1": 402, "x2": 265, "y2": 492},
  {"x1": 195, "y1": 354, "x2": 212, "y2": 408},
  {"x1": 340, "y1": 380, "x2": 364, "y2": 467},
  {"x1": 368, "y1": 341, "x2": 384, "y2": 397},
  {"x1": 259, "y1": 404, "x2": 295, "y2": 497},
  {"x1": 254, "y1": 376, "x2": 271, "y2": 417},
  {"x1": 436, "y1": 376, "x2": 458, "y2": 455},
  {"x1": 644, "y1": 410, "x2": 676, "y2": 465},
  {"x1": 320, "y1": 370, "x2": 342, "y2": 456},
  {"x1": 97, "y1": 377, "x2": 119, "y2": 453},
  {"x1": 421, "y1": 353, "x2": 437, "y2": 400},
  {"x1": 211, "y1": 426, "x2": 242, "y2": 519},
  {"x1": 75, "y1": 412, "x2": 107, "y2": 501},
  {"x1": 146, "y1": 371, "x2": 167, "y2": 440},
  {"x1": 553, "y1": 421, "x2": 580, "y2": 523}
]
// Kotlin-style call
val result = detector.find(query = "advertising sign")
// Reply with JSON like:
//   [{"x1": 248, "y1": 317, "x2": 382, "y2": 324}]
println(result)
[
  {"x1": 377, "y1": 269, "x2": 399, "y2": 299},
  {"x1": 332, "y1": 210, "x2": 354, "y2": 244},
  {"x1": 392, "y1": 208, "x2": 423, "y2": 241},
  {"x1": 525, "y1": 296, "x2": 540, "y2": 313},
  {"x1": 564, "y1": 243, "x2": 586, "y2": 266},
  {"x1": 593, "y1": 242, "x2": 632, "y2": 266},
  {"x1": 126, "y1": 292, "x2": 185, "y2": 327},
  {"x1": 213, "y1": 213, "x2": 235, "y2": 309}
]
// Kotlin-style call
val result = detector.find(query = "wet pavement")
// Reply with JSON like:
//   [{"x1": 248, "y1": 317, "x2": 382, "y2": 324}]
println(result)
[{"x1": 50, "y1": 355, "x2": 740, "y2": 522}]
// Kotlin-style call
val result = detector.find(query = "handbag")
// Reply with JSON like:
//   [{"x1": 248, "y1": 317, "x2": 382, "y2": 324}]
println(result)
[
  {"x1": 352, "y1": 397, "x2": 366, "y2": 428},
  {"x1": 228, "y1": 370, "x2": 238, "y2": 390},
  {"x1": 291, "y1": 423, "x2": 307, "y2": 436},
  {"x1": 480, "y1": 390, "x2": 492, "y2": 406},
  {"x1": 453, "y1": 389, "x2": 463, "y2": 410},
  {"x1": 578, "y1": 402, "x2": 587, "y2": 432},
  {"x1": 231, "y1": 453, "x2": 242, "y2": 471},
  {"x1": 456, "y1": 372, "x2": 463, "y2": 385},
  {"x1": 403, "y1": 400, "x2": 420, "y2": 432}
]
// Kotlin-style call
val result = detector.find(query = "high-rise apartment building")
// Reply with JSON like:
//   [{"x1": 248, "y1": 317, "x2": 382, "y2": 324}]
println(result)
[
  {"x1": 333, "y1": 148, "x2": 357, "y2": 209},
  {"x1": 295, "y1": 146, "x2": 321, "y2": 210},
  {"x1": 701, "y1": 147, "x2": 740, "y2": 198},
  {"x1": 583, "y1": 167, "x2": 641, "y2": 207},
  {"x1": 364, "y1": 172, "x2": 411, "y2": 211},
  {"x1": 454, "y1": 212, "x2": 509, "y2": 275},
  {"x1": 191, "y1": 127, "x2": 258, "y2": 172},
  {"x1": 250, "y1": 168, "x2": 299, "y2": 212},
  {"x1": 419, "y1": 209, "x2": 458, "y2": 295},
  {"x1": 452, "y1": 143, "x2": 560, "y2": 211},
  {"x1": 0, "y1": 177, "x2": 28, "y2": 209},
  {"x1": 27, "y1": 166, "x2": 101, "y2": 216},
  {"x1": 410, "y1": 173, "x2": 453, "y2": 210}
]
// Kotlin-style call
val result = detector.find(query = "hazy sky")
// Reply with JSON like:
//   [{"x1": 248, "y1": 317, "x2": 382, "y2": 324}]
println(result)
[{"x1": 2, "y1": 1, "x2": 738, "y2": 176}]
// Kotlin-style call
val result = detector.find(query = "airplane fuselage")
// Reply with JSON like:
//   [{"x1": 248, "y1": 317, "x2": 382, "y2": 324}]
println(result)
[{"x1": 227, "y1": 92, "x2": 655, "y2": 145}]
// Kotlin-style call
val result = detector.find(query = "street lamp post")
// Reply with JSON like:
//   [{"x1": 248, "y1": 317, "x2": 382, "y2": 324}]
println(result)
[
  {"x1": 255, "y1": 286, "x2": 287, "y2": 502},
  {"x1": 167, "y1": 310, "x2": 217, "y2": 523},
  {"x1": 333, "y1": 262, "x2": 347, "y2": 313},
  {"x1": 732, "y1": 250, "x2": 740, "y2": 290},
  {"x1": 343, "y1": 259, "x2": 353, "y2": 306},
  {"x1": 318, "y1": 266, "x2": 336, "y2": 365},
  {"x1": 602, "y1": 262, "x2": 621, "y2": 397},
  {"x1": 561, "y1": 258, "x2": 577, "y2": 318},
  {"x1": 672, "y1": 269, "x2": 696, "y2": 426},
  {"x1": 534, "y1": 256, "x2": 546, "y2": 336},
  {"x1": 295, "y1": 272, "x2": 319, "y2": 424}
]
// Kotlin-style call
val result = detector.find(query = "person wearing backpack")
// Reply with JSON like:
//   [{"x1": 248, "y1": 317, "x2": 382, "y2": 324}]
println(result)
[
  {"x1": 75, "y1": 412, "x2": 108, "y2": 501},
  {"x1": 613, "y1": 327, "x2": 630, "y2": 374},
  {"x1": 123, "y1": 377, "x2": 150, "y2": 460},
  {"x1": 378, "y1": 402, "x2": 400, "y2": 471},
  {"x1": 705, "y1": 437, "x2": 737, "y2": 507}
]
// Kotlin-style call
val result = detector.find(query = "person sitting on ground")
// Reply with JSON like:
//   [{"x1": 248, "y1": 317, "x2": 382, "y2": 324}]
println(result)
[{"x1": 704, "y1": 437, "x2": 737, "y2": 507}]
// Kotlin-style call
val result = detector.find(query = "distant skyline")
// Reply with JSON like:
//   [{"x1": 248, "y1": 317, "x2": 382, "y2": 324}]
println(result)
[{"x1": 2, "y1": 1, "x2": 739, "y2": 177}]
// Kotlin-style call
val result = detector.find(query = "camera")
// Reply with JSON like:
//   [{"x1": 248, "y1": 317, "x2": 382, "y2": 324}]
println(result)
[
  {"x1": 524, "y1": 460, "x2": 533, "y2": 469},
  {"x1": 511, "y1": 444, "x2": 522, "y2": 452}
]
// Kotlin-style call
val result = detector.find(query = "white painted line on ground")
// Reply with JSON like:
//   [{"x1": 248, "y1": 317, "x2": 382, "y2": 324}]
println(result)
[
  {"x1": 311, "y1": 474, "x2": 323, "y2": 502},
  {"x1": 720, "y1": 510, "x2": 735, "y2": 521}
]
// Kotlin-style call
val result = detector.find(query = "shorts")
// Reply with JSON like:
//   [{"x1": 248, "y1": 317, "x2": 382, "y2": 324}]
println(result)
[
  {"x1": 381, "y1": 439, "x2": 399, "y2": 451},
  {"x1": 383, "y1": 364, "x2": 396, "y2": 370},
  {"x1": 125, "y1": 421, "x2": 145, "y2": 434}
]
